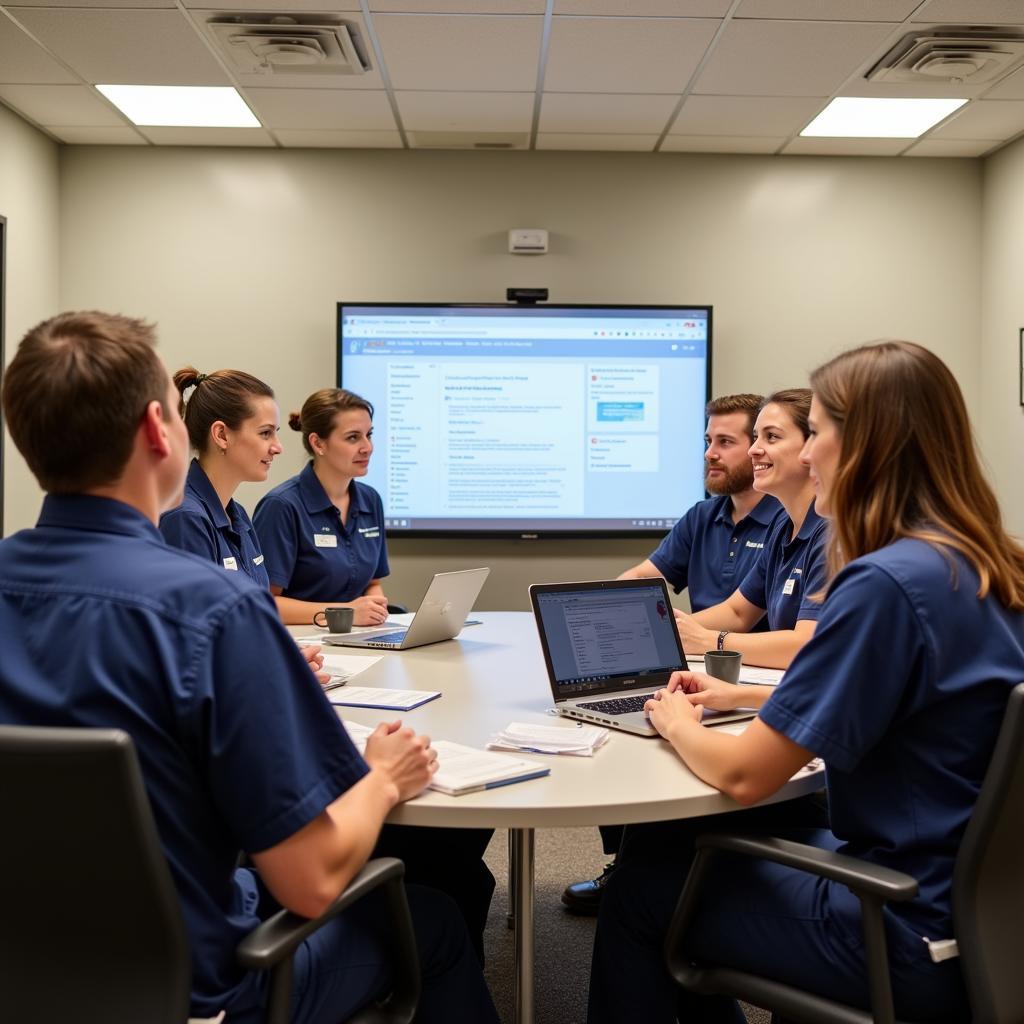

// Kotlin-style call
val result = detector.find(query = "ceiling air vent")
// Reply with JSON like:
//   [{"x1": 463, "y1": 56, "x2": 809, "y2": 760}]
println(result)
[
  {"x1": 206, "y1": 15, "x2": 371, "y2": 77},
  {"x1": 867, "y1": 26, "x2": 1024, "y2": 85}
]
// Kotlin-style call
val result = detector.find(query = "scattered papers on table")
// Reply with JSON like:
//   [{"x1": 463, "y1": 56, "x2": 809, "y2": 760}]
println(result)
[
  {"x1": 319, "y1": 653, "x2": 381, "y2": 689},
  {"x1": 429, "y1": 741, "x2": 550, "y2": 795},
  {"x1": 487, "y1": 721, "x2": 610, "y2": 756},
  {"x1": 328, "y1": 686, "x2": 440, "y2": 711},
  {"x1": 339, "y1": 724, "x2": 549, "y2": 796}
]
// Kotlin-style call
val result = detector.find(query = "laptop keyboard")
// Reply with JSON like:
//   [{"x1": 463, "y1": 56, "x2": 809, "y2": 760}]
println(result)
[
  {"x1": 361, "y1": 631, "x2": 408, "y2": 646},
  {"x1": 577, "y1": 694, "x2": 655, "y2": 715}
]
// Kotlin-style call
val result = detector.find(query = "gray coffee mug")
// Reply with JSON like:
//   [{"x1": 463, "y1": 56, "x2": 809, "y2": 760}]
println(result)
[
  {"x1": 313, "y1": 606, "x2": 354, "y2": 633},
  {"x1": 704, "y1": 650, "x2": 742, "y2": 684}
]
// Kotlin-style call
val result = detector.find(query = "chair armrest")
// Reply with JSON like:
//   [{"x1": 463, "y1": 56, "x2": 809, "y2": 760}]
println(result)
[
  {"x1": 237, "y1": 857, "x2": 406, "y2": 970},
  {"x1": 695, "y1": 833, "x2": 919, "y2": 902}
]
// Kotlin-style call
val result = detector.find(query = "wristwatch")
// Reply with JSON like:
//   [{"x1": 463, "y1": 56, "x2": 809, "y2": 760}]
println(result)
[{"x1": 717, "y1": 630, "x2": 729, "y2": 651}]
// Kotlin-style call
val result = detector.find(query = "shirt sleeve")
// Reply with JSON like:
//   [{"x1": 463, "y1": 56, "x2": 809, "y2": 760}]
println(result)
[
  {"x1": 649, "y1": 511, "x2": 696, "y2": 593},
  {"x1": 159, "y1": 507, "x2": 219, "y2": 564},
  {"x1": 795, "y1": 521, "x2": 829, "y2": 622},
  {"x1": 182, "y1": 588, "x2": 369, "y2": 853},
  {"x1": 737, "y1": 534, "x2": 770, "y2": 611},
  {"x1": 252, "y1": 496, "x2": 300, "y2": 591},
  {"x1": 759, "y1": 561, "x2": 928, "y2": 772}
]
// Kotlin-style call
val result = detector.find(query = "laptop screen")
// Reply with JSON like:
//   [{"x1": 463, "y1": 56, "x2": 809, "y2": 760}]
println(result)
[{"x1": 532, "y1": 579, "x2": 685, "y2": 698}]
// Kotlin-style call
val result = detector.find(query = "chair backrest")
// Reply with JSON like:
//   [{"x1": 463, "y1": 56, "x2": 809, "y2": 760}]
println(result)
[
  {"x1": 0, "y1": 725, "x2": 191, "y2": 1024},
  {"x1": 952, "y1": 682, "x2": 1024, "y2": 1024}
]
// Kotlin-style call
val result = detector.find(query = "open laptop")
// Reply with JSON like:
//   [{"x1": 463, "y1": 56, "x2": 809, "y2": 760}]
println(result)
[
  {"x1": 530, "y1": 577, "x2": 756, "y2": 736},
  {"x1": 324, "y1": 567, "x2": 490, "y2": 650}
]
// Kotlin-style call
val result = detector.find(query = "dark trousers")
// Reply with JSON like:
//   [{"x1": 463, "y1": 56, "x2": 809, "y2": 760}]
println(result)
[
  {"x1": 373, "y1": 824, "x2": 495, "y2": 963},
  {"x1": 586, "y1": 797, "x2": 969, "y2": 1024}
]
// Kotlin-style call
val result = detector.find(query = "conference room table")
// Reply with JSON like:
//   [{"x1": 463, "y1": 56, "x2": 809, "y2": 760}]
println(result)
[{"x1": 295, "y1": 612, "x2": 824, "y2": 1024}]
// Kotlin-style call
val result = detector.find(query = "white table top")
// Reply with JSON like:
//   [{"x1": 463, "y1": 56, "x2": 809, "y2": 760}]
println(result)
[{"x1": 295, "y1": 612, "x2": 822, "y2": 829}]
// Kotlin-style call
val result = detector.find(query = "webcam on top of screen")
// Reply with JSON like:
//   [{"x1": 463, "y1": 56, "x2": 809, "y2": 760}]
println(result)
[{"x1": 507, "y1": 287, "x2": 548, "y2": 304}]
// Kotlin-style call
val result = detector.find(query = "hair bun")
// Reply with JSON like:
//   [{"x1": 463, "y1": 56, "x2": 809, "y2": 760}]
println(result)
[{"x1": 288, "y1": 411, "x2": 302, "y2": 432}]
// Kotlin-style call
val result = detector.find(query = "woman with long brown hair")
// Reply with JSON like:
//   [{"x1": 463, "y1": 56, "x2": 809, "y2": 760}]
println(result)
[{"x1": 588, "y1": 341, "x2": 1024, "y2": 1023}]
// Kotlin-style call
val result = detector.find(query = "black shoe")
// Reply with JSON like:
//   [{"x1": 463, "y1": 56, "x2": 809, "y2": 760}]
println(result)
[{"x1": 561, "y1": 860, "x2": 617, "y2": 915}]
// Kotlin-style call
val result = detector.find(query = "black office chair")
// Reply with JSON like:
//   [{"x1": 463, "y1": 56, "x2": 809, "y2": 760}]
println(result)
[
  {"x1": 664, "y1": 682, "x2": 1024, "y2": 1024},
  {"x1": 0, "y1": 725, "x2": 419, "y2": 1024},
  {"x1": 387, "y1": 603, "x2": 409, "y2": 615}
]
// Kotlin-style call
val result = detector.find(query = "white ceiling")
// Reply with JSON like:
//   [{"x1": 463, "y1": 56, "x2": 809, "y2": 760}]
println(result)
[{"x1": 1, "y1": 0, "x2": 1023, "y2": 155}]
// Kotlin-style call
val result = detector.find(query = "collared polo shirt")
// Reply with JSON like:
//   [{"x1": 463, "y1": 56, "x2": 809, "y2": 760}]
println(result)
[
  {"x1": 760, "y1": 537, "x2": 1024, "y2": 943},
  {"x1": 159, "y1": 459, "x2": 269, "y2": 588},
  {"x1": 0, "y1": 495, "x2": 368, "y2": 1020},
  {"x1": 649, "y1": 493, "x2": 781, "y2": 612},
  {"x1": 739, "y1": 501, "x2": 827, "y2": 629},
  {"x1": 252, "y1": 463, "x2": 389, "y2": 603}
]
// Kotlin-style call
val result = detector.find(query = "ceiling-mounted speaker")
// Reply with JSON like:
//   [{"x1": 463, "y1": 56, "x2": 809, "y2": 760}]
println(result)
[
  {"x1": 867, "y1": 26, "x2": 1024, "y2": 85},
  {"x1": 206, "y1": 15, "x2": 371, "y2": 76}
]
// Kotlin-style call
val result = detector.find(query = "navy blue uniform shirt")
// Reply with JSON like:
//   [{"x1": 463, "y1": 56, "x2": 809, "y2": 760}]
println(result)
[
  {"x1": 253, "y1": 463, "x2": 389, "y2": 603},
  {"x1": 739, "y1": 501, "x2": 827, "y2": 629},
  {"x1": 760, "y1": 537, "x2": 1024, "y2": 942},
  {"x1": 159, "y1": 459, "x2": 269, "y2": 588},
  {"x1": 650, "y1": 494, "x2": 781, "y2": 613},
  {"x1": 0, "y1": 495, "x2": 368, "y2": 1020}
]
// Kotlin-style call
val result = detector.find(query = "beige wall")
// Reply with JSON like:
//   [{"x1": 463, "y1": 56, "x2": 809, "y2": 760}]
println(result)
[
  {"x1": 0, "y1": 105, "x2": 60, "y2": 538},
  {"x1": 980, "y1": 136, "x2": 1024, "y2": 536},
  {"x1": 3, "y1": 142, "x2": 985, "y2": 607}
]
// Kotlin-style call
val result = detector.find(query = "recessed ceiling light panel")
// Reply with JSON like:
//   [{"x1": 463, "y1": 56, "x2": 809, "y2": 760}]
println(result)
[
  {"x1": 801, "y1": 97, "x2": 967, "y2": 139},
  {"x1": 96, "y1": 85, "x2": 260, "y2": 128}
]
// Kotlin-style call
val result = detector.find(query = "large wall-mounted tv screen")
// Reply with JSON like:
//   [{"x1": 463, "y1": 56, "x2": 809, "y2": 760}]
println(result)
[{"x1": 337, "y1": 303, "x2": 712, "y2": 538}]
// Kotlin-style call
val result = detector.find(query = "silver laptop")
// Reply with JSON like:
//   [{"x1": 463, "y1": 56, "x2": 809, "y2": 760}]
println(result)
[
  {"x1": 324, "y1": 568, "x2": 490, "y2": 650},
  {"x1": 530, "y1": 577, "x2": 756, "y2": 736}
]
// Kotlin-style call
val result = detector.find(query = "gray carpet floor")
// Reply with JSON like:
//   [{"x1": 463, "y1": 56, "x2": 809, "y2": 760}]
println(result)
[{"x1": 481, "y1": 827, "x2": 770, "y2": 1024}]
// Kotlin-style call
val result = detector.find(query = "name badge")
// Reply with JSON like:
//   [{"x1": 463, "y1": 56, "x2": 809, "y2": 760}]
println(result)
[
  {"x1": 253, "y1": 555, "x2": 264, "y2": 566},
  {"x1": 359, "y1": 528, "x2": 381, "y2": 539},
  {"x1": 314, "y1": 533, "x2": 338, "y2": 548},
  {"x1": 782, "y1": 577, "x2": 796, "y2": 596},
  {"x1": 222, "y1": 556, "x2": 238, "y2": 571}
]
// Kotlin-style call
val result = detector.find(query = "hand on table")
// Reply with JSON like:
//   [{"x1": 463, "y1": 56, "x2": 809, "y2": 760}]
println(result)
[
  {"x1": 364, "y1": 720, "x2": 437, "y2": 801},
  {"x1": 351, "y1": 594, "x2": 389, "y2": 626},
  {"x1": 299, "y1": 643, "x2": 330, "y2": 686}
]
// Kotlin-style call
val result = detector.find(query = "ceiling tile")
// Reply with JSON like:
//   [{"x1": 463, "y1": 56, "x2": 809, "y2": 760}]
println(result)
[
  {"x1": 983, "y1": 65, "x2": 1024, "y2": 100},
  {"x1": 693, "y1": 19, "x2": 894, "y2": 96},
  {"x1": 546, "y1": 16, "x2": 718, "y2": 93},
  {"x1": 735, "y1": 0, "x2": 919, "y2": 20},
  {"x1": 928, "y1": 99, "x2": 1024, "y2": 139},
  {"x1": 136, "y1": 126, "x2": 275, "y2": 145},
  {"x1": 539, "y1": 92, "x2": 679, "y2": 132},
  {"x1": 536, "y1": 131, "x2": 659, "y2": 149},
  {"x1": 274, "y1": 128, "x2": 403, "y2": 148},
  {"x1": 911, "y1": 0, "x2": 1024, "y2": 24},
  {"x1": 373, "y1": 14, "x2": 543, "y2": 91},
  {"x1": 553, "y1": 1, "x2": 731, "y2": 14},
  {"x1": 782, "y1": 136, "x2": 909, "y2": 154},
  {"x1": 669, "y1": 95, "x2": 823, "y2": 136},
  {"x1": 406, "y1": 128, "x2": 529, "y2": 148},
  {"x1": 183, "y1": 0, "x2": 361, "y2": 8},
  {"x1": 0, "y1": 13, "x2": 77, "y2": 83},
  {"x1": 0, "y1": 83, "x2": 125, "y2": 125},
  {"x1": 395, "y1": 91, "x2": 534, "y2": 131},
  {"x1": 8, "y1": 0, "x2": 173, "y2": 7},
  {"x1": 46, "y1": 125, "x2": 147, "y2": 144},
  {"x1": 245, "y1": 88, "x2": 396, "y2": 131},
  {"x1": 904, "y1": 138, "x2": 1000, "y2": 156},
  {"x1": 370, "y1": 1, "x2": 544, "y2": 11},
  {"x1": 660, "y1": 134, "x2": 782, "y2": 152},
  {"x1": 12, "y1": 8, "x2": 228, "y2": 85}
]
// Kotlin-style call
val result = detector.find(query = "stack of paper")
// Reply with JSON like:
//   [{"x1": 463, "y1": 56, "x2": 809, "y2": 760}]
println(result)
[
  {"x1": 487, "y1": 721, "x2": 610, "y2": 756},
  {"x1": 328, "y1": 686, "x2": 440, "y2": 711}
]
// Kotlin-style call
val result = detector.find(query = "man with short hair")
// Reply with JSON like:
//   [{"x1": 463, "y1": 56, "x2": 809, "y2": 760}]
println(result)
[
  {"x1": 0, "y1": 311, "x2": 498, "y2": 1024},
  {"x1": 562, "y1": 393, "x2": 781, "y2": 914}
]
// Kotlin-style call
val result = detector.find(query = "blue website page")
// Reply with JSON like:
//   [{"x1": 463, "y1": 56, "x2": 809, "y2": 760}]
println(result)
[{"x1": 338, "y1": 305, "x2": 710, "y2": 533}]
